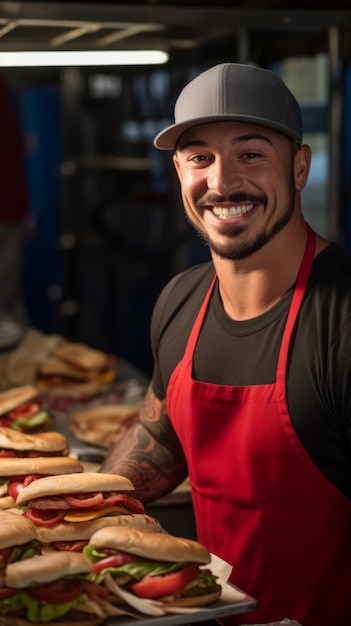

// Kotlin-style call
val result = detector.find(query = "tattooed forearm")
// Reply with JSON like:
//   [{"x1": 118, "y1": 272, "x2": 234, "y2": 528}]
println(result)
[{"x1": 100, "y1": 386, "x2": 187, "y2": 503}]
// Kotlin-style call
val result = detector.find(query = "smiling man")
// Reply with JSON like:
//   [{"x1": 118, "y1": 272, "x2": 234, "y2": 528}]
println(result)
[{"x1": 101, "y1": 63, "x2": 351, "y2": 626}]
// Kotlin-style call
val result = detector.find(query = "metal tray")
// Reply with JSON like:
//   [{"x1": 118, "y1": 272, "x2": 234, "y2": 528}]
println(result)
[{"x1": 103, "y1": 582, "x2": 258, "y2": 626}]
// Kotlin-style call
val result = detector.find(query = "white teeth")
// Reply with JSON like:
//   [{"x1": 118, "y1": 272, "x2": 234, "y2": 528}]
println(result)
[{"x1": 212, "y1": 204, "x2": 254, "y2": 219}]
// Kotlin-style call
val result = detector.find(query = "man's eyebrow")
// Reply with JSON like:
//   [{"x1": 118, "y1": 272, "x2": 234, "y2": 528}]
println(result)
[
  {"x1": 176, "y1": 132, "x2": 274, "y2": 151},
  {"x1": 232, "y1": 133, "x2": 274, "y2": 146}
]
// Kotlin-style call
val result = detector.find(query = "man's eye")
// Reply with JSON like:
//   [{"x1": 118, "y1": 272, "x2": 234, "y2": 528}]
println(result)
[
  {"x1": 188, "y1": 154, "x2": 209, "y2": 163},
  {"x1": 244, "y1": 152, "x2": 261, "y2": 159}
]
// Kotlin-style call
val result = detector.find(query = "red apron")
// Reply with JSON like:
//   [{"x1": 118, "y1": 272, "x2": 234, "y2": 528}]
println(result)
[{"x1": 166, "y1": 225, "x2": 351, "y2": 626}]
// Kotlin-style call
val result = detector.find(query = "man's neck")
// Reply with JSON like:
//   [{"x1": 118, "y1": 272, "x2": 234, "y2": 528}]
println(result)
[{"x1": 212, "y1": 223, "x2": 312, "y2": 321}]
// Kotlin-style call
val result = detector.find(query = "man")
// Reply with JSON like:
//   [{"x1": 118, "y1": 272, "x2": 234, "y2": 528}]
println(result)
[{"x1": 101, "y1": 64, "x2": 351, "y2": 626}]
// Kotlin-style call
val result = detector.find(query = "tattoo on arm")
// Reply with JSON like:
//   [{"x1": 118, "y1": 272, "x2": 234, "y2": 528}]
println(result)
[{"x1": 100, "y1": 386, "x2": 188, "y2": 503}]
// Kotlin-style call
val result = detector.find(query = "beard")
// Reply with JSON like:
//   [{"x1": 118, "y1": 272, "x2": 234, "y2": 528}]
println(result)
[{"x1": 187, "y1": 179, "x2": 296, "y2": 261}]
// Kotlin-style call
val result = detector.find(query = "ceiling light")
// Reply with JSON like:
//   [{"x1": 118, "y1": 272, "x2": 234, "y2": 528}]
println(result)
[{"x1": 0, "y1": 49, "x2": 169, "y2": 67}]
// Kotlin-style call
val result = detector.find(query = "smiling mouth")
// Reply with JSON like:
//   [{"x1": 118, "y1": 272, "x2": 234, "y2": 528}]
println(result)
[{"x1": 212, "y1": 203, "x2": 255, "y2": 219}]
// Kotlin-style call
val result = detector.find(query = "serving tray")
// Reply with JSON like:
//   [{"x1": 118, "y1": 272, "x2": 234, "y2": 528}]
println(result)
[{"x1": 103, "y1": 581, "x2": 258, "y2": 626}]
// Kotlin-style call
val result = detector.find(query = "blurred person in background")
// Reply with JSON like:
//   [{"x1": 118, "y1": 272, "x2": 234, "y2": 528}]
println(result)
[{"x1": 0, "y1": 73, "x2": 31, "y2": 349}]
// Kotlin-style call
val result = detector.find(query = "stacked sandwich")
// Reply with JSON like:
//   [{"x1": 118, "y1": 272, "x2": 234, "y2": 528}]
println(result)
[
  {"x1": 0, "y1": 477, "x2": 168, "y2": 625},
  {"x1": 36, "y1": 342, "x2": 116, "y2": 400},
  {"x1": 0, "y1": 508, "x2": 221, "y2": 624},
  {"x1": 0, "y1": 516, "x2": 110, "y2": 626}
]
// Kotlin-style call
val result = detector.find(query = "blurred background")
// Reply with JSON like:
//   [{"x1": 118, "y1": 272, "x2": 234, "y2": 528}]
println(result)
[{"x1": 1, "y1": 0, "x2": 350, "y2": 376}]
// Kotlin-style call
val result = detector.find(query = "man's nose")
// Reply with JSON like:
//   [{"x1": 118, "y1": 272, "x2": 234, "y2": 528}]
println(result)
[{"x1": 207, "y1": 157, "x2": 242, "y2": 195}]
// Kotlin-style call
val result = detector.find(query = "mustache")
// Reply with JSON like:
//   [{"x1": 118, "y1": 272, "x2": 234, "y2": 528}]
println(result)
[{"x1": 195, "y1": 192, "x2": 267, "y2": 207}]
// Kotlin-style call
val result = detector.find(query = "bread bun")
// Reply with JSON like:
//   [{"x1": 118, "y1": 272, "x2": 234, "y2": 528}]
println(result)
[
  {"x1": 0, "y1": 495, "x2": 15, "y2": 509},
  {"x1": 39, "y1": 357, "x2": 95, "y2": 381},
  {"x1": 0, "y1": 427, "x2": 68, "y2": 453},
  {"x1": 89, "y1": 526, "x2": 211, "y2": 564},
  {"x1": 69, "y1": 404, "x2": 141, "y2": 449},
  {"x1": 0, "y1": 510, "x2": 36, "y2": 548},
  {"x1": 0, "y1": 386, "x2": 37, "y2": 416},
  {"x1": 5, "y1": 551, "x2": 92, "y2": 588},
  {"x1": 37, "y1": 378, "x2": 111, "y2": 398},
  {"x1": 53, "y1": 343, "x2": 108, "y2": 371},
  {"x1": 36, "y1": 513, "x2": 163, "y2": 543},
  {"x1": 16, "y1": 472, "x2": 134, "y2": 506},
  {"x1": 0, "y1": 456, "x2": 83, "y2": 477}
]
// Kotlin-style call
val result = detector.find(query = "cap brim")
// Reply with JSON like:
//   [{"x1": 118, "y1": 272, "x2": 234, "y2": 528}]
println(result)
[{"x1": 154, "y1": 114, "x2": 298, "y2": 150}]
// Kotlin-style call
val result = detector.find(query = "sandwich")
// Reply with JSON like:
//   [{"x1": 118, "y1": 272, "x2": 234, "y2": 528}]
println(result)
[
  {"x1": 16, "y1": 472, "x2": 145, "y2": 528},
  {"x1": 0, "y1": 551, "x2": 109, "y2": 625},
  {"x1": 0, "y1": 427, "x2": 70, "y2": 458},
  {"x1": 69, "y1": 403, "x2": 141, "y2": 448},
  {"x1": 53, "y1": 343, "x2": 110, "y2": 371},
  {"x1": 0, "y1": 510, "x2": 39, "y2": 569},
  {"x1": 36, "y1": 513, "x2": 163, "y2": 554},
  {"x1": 37, "y1": 342, "x2": 116, "y2": 398},
  {"x1": 0, "y1": 456, "x2": 84, "y2": 510},
  {"x1": 84, "y1": 526, "x2": 221, "y2": 609},
  {"x1": 0, "y1": 385, "x2": 50, "y2": 432}
]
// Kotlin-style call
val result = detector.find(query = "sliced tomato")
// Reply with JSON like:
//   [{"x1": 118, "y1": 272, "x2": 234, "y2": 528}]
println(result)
[
  {"x1": 92, "y1": 552, "x2": 139, "y2": 574},
  {"x1": 0, "y1": 587, "x2": 17, "y2": 599},
  {"x1": 64, "y1": 492, "x2": 104, "y2": 508},
  {"x1": 103, "y1": 492, "x2": 145, "y2": 514},
  {"x1": 23, "y1": 474, "x2": 44, "y2": 488},
  {"x1": 0, "y1": 418, "x2": 11, "y2": 428},
  {"x1": 7, "y1": 401, "x2": 41, "y2": 421},
  {"x1": 0, "y1": 547, "x2": 12, "y2": 567},
  {"x1": 26, "y1": 451, "x2": 58, "y2": 458},
  {"x1": 28, "y1": 579, "x2": 83, "y2": 603},
  {"x1": 7, "y1": 481, "x2": 23, "y2": 502},
  {"x1": 0, "y1": 450, "x2": 18, "y2": 458},
  {"x1": 24, "y1": 508, "x2": 66, "y2": 527},
  {"x1": 130, "y1": 564, "x2": 200, "y2": 599}
]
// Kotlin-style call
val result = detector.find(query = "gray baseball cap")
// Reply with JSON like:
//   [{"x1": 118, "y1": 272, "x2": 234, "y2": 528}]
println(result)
[{"x1": 154, "y1": 63, "x2": 302, "y2": 150}]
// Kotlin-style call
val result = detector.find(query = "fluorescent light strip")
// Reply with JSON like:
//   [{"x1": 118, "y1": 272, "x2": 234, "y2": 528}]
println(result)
[{"x1": 0, "y1": 50, "x2": 169, "y2": 67}]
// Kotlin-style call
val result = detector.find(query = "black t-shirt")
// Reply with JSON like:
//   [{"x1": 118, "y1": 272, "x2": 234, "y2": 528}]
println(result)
[{"x1": 151, "y1": 243, "x2": 351, "y2": 498}]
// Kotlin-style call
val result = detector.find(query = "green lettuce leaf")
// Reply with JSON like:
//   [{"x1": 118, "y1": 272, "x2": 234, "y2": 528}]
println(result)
[
  {"x1": 12, "y1": 410, "x2": 49, "y2": 430},
  {"x1": 9, "y1": 541, "x2": 40, "y2": 564},
  {"x1": 0, "y1": 590, "x2": 84, "y2": 623}
]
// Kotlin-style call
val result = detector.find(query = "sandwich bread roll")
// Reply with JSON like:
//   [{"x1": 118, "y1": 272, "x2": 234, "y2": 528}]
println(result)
[
  {"x1": 0, "y1": 386, "x2": 38, "y2": 415},
  {"x1": 53, "y1": 343, "x2": 108, "y2": 371},
  {"x1": 17, "y1": 472, "x2": 134, "y2": 504},
  {"x1": 0, "y1": 456, "x2": 83, "y2": 510},
  {"x1": 0, "y1": 427, "x2": 70, "y2": 456},
  {"x1": 37, "y1": 342, "x2": 116, "y2": 399},
  {"x1": 0, "y1": 385, "x2": 50, "y2": 432},
  {"x1": 16, "y1": 472, "x2": 144, "y2": 527},
  {"x1": 37, "y1": 513, "x2": 163, "y2": 544},
  {"x1": 86, "y1": 525, "x2": 221, "y2": 609},
  {"x1": 2, "y1": 551, "x2": 107, "y2": 625},
  {"x1": 0, "y1": 510, "x2": 36, "y2": 549}
]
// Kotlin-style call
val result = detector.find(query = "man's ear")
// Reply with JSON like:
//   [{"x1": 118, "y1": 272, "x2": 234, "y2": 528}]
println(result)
[
  {"x1": 173, "y1": 152, "x2": 182, "y2": 182},
  {"x1": 294, "y1": 144, "x2": 311, "y2": 192}
]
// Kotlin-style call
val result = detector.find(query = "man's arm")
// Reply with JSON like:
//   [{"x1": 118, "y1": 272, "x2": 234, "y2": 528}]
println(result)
[{"x1": 100, "y1": 385, "x2": 188, "y2": 503}]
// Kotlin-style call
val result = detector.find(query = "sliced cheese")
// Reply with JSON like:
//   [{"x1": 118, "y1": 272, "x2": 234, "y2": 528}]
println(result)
[{"x1": 63, "y1": 505, "x2": 129, "y2": 522}]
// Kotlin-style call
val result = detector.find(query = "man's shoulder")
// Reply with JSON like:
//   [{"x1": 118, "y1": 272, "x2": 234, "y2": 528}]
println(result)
[
  {"x1": 174, "y1": 261, "x2": 215, "y2": 288},
  {"x1": 151, "y1": 262, "x2": 214, "y2": 333},
  {"x1": 159, "y1": 261, "x2": 214, "y2": 303},
  {"x1": 314, "y1": 243, "x2": 351, "y2": 286}
]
